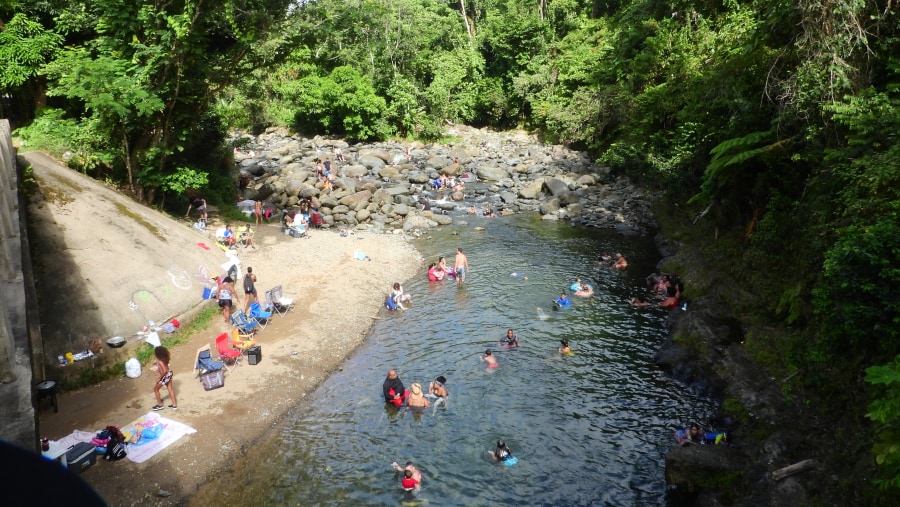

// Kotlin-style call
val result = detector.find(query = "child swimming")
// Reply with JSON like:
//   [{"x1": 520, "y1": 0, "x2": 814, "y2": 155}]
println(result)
[
  {"x1": 559, "y1": 339, "x2": 573, "y2": 356},
  {"x1": 481, "y1": 349, "x2": 498, "y2": 368}
]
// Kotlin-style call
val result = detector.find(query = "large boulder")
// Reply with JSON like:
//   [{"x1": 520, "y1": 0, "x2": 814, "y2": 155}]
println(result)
[
  {"x1": 392, "y1": 203, "x2": 410, "y2": 216},
  {"x1": 665, "y1": 445, "x2": 748, "y2": 494},
  {"x1": 407, "y1": 171, "x2": 431, "y2": 184},
  {"x1": 335, "y1": 178, "x2": 358, "y2": 193},
  {"x1": 402, "y1": 215, "x2": 434, "y2": 231},
  {"x1": 359, "y1": 148, "x2": 391, "y2": 162},
  {"x1": 448, "y1": 147, "x2": 472, "y2": 164},
  {"x1": 425, "y1": 156, "x2": 453, "y2": 169},
  {"x1": 378, "y1": 166, "x2": 401, "y2": 180},
  {"x1": 519, "y1": 179, "x2": 544, "y2": 199},
  {"x1": 340, "y1": 190, "x2": 372, "y2": 211},
  {"x1": 476, "y1": 165, "x2": 509, "y2": 182},
  {"x1": 544, "y1": 177, "x2": 571, "y2": 196},
  {"x1": 340, "y1": 164, "x2": 368, "y2": 178},
  {"x1": 372, "y1": 188, "x2": 394, "y2": 205},
  {"x1": 359, "y1": 155, "x2": 386, "y2": 171},
  {"x1": 432, "y1": 214, "x2": 453, "y2": 225},
  {"x1": 356, "y1": 208, "x2": 371, "y2": 222},
  {"x1": 243, "y1": 164, "x2": 266, "y2": 177}
]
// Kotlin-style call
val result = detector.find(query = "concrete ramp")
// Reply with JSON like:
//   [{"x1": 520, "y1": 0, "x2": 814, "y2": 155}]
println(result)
[{"x1": 22, "y1": 152, "x2": 229, "y2": 361}]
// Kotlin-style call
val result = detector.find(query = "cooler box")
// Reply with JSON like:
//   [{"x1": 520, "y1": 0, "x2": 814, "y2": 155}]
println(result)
[
  {"x1": 200, "y1": 369, "x2": 225, "y2": 391},
  {"x1": 247, "y1": 345, "x2": 262, "y2": 365},
  {"x1": 66, "y1": 442, "x2": 96, "y2": 475},
  {"x1": 202, "y1": 286, "x2": 214, "y2": 299}
]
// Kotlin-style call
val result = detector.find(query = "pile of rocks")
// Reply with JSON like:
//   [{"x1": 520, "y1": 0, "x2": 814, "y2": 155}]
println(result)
[{"x1": 233, "y1": 124, "x2": 658, "y2": 236}]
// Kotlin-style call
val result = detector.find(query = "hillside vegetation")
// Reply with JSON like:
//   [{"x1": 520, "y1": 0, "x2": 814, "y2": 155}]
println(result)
[{"x1": 2, "y1": 0, "x2": 900, "y2": 501}]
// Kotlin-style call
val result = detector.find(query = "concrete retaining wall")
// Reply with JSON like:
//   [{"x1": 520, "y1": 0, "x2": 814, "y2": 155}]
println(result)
[{"x1": 0, "y1": 119, "x2": 38, "y2": 449}]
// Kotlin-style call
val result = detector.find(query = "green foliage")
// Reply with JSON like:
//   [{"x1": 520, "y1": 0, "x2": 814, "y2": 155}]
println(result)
[
  {"x1": 866, "y1": 357, "x2": 900, "y2": 489},
  {"x1": 0, "y1": 13, "x2": 62, "y2": 89},
  {"x1": 286, "y1": 66, "x2": 388, "y2": 140},
  {"x1": 13, "y1": 108, "x2": 115, "y2": 172}
]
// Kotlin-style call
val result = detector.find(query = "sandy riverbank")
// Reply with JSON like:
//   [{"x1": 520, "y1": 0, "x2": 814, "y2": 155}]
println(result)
[{"x1": 38, "y1": 224, "x2": 422, "y2": 506}]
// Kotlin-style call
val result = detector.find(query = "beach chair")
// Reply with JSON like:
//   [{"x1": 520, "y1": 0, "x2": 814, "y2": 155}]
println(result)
[
  {"x1": 265, "y1": 285, "x2": 294, "y2": 317},
  {"x1": 231, "y1": 310, "x2": 260, "y2": 335},
  {"x1": 215, "y1": 333, "x2": 242, "y2": 370},
  {"x1": 193, "y1": 344, "x2": 225, "y2": 376},
  {"x1": 248, "y1": 301, "x2": 272, "y2": 329},
  {"x1": 229, "y1": 328, "x2": 257, "y2": 362},
  {"x1": 237, "y1": 226, "x2": 255, "y2": 249}
]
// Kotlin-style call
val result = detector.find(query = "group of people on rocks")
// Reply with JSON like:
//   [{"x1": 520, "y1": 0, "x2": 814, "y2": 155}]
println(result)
[
  {"x1": 630, "y1": 268, "x2": 684, "y2": 310},
  {"x1": 431, "y1": 173, "x2": 465, "y2": 193}
]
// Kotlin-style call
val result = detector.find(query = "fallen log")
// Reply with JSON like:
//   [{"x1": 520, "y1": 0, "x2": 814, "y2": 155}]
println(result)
[{"x1": 772, "y1": 459, "x2": 818, "y2": 481}]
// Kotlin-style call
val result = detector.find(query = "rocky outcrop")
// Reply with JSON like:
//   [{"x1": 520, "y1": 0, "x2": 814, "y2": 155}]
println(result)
[
  {"x1": 231, "y1": 125, "x2": 658, "y2": 237},
  {"x1": 653, "y1": 240, "x2": 828, "y2": 506}
]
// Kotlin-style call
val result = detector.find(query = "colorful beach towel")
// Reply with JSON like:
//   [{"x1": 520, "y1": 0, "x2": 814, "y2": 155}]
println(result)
[{"x1": 121, "y1": 412, "x2": 197, "y2": 464}]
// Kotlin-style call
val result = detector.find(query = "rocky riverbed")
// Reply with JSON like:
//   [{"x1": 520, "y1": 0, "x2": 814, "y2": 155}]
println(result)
[{"x1": 232, "y1": 124, "x2": 657, "y2": 236}]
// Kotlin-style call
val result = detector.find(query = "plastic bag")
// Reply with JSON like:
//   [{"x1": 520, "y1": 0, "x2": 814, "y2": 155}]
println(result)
[
  {"x1": 125, "y1": 358, "x2": 142, "y2": 378},
  {"x1": 145, "y1": 331, "x2": 161, "y2": 347}
]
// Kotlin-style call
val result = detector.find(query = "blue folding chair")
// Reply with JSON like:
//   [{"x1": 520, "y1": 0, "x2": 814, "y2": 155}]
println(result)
[
  {"x1": 230, "y1": 310, "x2": 260, "y2": 335},
  {"x1": 249, "y1": 301, "x2": 272, "y2": 329}
]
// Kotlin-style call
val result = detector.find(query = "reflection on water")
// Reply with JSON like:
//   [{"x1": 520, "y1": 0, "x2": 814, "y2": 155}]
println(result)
[{"x1": 191, "y1": 216, "x2": 715, "y2": 506}]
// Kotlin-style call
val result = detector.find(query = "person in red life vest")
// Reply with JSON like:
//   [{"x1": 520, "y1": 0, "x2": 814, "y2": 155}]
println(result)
[{"x1": 383, "y1": 369, "x2": 409, "y2": 406}]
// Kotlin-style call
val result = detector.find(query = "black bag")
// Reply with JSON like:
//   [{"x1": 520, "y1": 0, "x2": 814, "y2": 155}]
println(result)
[{"x1": 104, "y1": 438, "x2": 127, "y2": 461}]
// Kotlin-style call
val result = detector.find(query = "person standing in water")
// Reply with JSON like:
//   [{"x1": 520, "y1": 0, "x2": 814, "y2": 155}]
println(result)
[
  {"x1": 500, "y1": 329, "x2": 519, "y2": 347},
  {"x1": 559, "y1": 339, "x2": 573, "y2": 355},
  {"x1": 454, "y1": 247, "x2": 469, "y2": 285}
]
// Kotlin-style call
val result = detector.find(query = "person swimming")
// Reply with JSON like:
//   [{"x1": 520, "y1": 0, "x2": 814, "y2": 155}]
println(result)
[
  {"x1": 510, "y1": 273, "x2": 528, "y2": 280},
  {"x1": 481, "y1": 349, "x2": 498, "y2": 367},
  {"x1": 553, "y1": 293, "x2": 571, "y2": 309},
  {"x1": 489, "y1": 439, "x2": 518, "y2": 466},
  {"x1": 559, "y1": 339, "x2": 573, "y2": 355},
  {"x1": 574, "y1": 283, "x2": 594, "y2": 297},
  {"x1": 569, "y1": 278, "x2": 582, "y2": 291},
  {"x1": 536, "y1": 307, "x2": 549, "y2": 320}
]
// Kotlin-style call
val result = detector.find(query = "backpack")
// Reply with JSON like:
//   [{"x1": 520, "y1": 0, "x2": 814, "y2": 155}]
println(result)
[{"x1": 103, "y1": 425, "x2": 127, "y2": 461}]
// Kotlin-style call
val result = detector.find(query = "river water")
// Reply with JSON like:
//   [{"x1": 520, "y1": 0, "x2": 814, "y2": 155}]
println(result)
[{"x1": 192, "y1": 215, "x2": 715, "y2": 506}]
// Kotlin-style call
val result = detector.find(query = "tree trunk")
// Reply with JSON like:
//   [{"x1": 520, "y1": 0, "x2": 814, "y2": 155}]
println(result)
[{"x1": 459, "y1": 0, "x2": 473, "y2": 39}]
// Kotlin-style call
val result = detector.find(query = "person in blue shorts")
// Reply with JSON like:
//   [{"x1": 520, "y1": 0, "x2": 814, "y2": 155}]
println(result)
[{"x1": 453, "y1": 247, "x2": 469, "y2": 285}]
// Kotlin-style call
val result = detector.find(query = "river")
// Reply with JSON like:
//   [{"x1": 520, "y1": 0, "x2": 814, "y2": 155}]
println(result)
[{"x1": 191, "y1": 215, "x2": 716, "y2": 506}]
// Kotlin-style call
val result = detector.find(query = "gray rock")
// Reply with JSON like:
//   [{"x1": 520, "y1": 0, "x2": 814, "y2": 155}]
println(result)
[
  {"x1": 340, "y1": 165, "x2": 368, "y2": 178},
  {"x1": 543, "y1": 177, "x2": 570, "y2": 196},
  {"x1": 356, "y1": 208, "x2": 371, "y2": 221},
  {"x1": 407, "y1": 171, "x2": 430, "y2": 184},
  {"x1": 476, "y1": 165, "x2": 509, "y2": 182},
  {"x1": 359, "y1": 155, "x2": 386, "y2": 171},
  {"x1": 403, "y1": 215, "x2": 434, "y2": 231},
  {"x1": 372, "y1": 188, "x2": 393, "y2": 205},
  {"x1": 359, "y1": 148, "x2": 391, "y2": 161},
  {"x1": 432, "y1": 214, "x2": 453, "y2": 225},
  {"x1": 426, "y1": 156, "x2": 453, "y2": 169},
  {"x1": 393, "y1": 204, "x2": 410, "y2": 216},
  {"x1": 500, "y1": 191, "x2": 517, "y2": 203}
]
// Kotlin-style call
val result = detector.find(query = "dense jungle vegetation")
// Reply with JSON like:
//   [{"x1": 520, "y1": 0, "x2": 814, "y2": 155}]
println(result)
[{"x1": 2, "y1": 0, "x2": 900, "y2": 501}]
